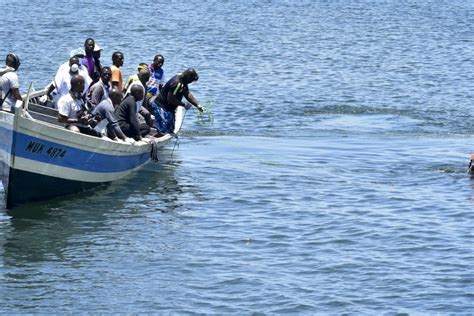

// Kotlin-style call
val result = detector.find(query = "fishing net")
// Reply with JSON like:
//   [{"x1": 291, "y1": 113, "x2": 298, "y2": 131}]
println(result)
[{"x1": 195, "y1": 100, "x2": 214, "y2": 127}]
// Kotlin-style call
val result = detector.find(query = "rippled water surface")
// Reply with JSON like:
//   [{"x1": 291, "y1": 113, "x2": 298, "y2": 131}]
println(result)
[{"x1": 0, "y1": 0, "x2": 473, "y2": 314}]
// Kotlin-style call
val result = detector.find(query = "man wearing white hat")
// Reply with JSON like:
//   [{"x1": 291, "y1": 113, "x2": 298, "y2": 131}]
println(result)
[{"x1": 45, "y1": 51, "x2": 92, "y2": 108}]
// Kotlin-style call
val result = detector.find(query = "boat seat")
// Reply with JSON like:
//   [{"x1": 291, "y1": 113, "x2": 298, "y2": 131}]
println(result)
[
  {"x1": 27, "y1": 102, "x2": 58, "y2": 117},
  {"x1": 28, "y1": 111, "x2": 61, "y2": 126}
]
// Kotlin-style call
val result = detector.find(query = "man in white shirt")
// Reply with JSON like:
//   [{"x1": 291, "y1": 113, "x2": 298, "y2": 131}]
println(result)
[
  {"x1": 46, "y1": 49, "x2": 92, "y2": 108},
  {"x1": 57, "y1": 75, "x2": 101, "y2": 137},
  {"x1": 54, "y1": 62, "x2": 79, "y2": 97},
  {"x1": 0, "y1": 53, "x2": 22, "y2": 112}
]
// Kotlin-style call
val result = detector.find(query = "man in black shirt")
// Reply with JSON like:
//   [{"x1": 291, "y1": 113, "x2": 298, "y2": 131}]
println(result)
[
  {"x1": 152, "y1": 68, "x2": 204, "y2": 134},
  {"x1": 114, "y1": 84, "x2": 150, "y2": 141}
]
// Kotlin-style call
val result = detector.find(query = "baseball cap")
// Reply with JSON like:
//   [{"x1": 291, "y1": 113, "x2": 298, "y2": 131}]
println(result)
[{"x1": 70, "y1": 48, "x2": 86, "y2": 58}]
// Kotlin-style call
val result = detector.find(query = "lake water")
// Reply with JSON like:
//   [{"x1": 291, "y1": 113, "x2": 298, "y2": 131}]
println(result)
[{"x1": 0, "y1": 0, "x2": 473, "y2": 314}]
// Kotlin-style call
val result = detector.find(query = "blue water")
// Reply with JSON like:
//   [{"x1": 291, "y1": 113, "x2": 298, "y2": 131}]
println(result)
[{"x1": 1, "y1": 0, "x2": 473, "y2": 314}]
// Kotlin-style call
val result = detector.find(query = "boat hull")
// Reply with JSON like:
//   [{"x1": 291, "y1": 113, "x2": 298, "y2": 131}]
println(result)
[
  {"x1": 6, "y1": 168, "x2": 109, "y2": 209},
  {"x1": 3, "y1": 120, "x2": 151, "y2": 208}
]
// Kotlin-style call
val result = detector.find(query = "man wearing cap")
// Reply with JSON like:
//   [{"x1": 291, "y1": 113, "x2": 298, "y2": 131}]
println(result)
[
  {"x1": 46, "y1": 55, "x2": 91, "y2": 108},
  {"x1": 124, "y1": 63, "x2": 148, "y2": 92},
  {"x1": 0, "y1": 53, "x2": 22, "y2": 112},
  {"x1": 151, "y1": 68, "x2": 204, "y2": 134},
  {"x1": 54, "y1": 62, "x2": 80, "y2": 98},
  {"x1": 57, "y1": 48, "x2": 87, "y2": 74}
]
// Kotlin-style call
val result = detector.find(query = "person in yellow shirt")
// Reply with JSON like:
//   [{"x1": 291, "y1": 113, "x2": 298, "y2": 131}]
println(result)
[{"x1": 123, "y1": 62, "x2": 147, "y2": 93}]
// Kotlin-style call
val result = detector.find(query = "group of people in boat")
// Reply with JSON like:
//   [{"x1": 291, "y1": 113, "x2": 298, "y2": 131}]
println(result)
[{"x1": 0, "y1": 38, "x2": 204, "y2": 141}]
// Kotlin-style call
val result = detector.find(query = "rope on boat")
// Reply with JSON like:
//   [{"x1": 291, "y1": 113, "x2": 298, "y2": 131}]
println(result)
[
  {"x1": 171, "y1": 133, "x2": 180, "y2": 161},
  {"x1": 149, "y1": 137, "x2": 159, "y2": 162}
]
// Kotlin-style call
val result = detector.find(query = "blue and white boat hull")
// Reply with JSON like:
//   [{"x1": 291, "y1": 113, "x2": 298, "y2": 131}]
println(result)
[{"x1": 1, "y1": 100, "x2": 182, "y2": 209}]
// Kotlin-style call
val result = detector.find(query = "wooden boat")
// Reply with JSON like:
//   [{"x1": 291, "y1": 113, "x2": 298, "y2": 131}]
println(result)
[{"x1": 0, "y1": 89, "x2": 184, "y2": 209}]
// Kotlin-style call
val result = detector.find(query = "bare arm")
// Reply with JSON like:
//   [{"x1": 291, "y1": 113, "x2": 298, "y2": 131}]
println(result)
[
  {"x1": 58, "y1": 113, "x2": 79, "y2": 124},
  {"x1": 11, "y1": 88, "x2": 22, "y2": 101},
  {"x1": 113, "y1": 125, "x2": 127, "y2": 141},
  {"x1": 58, "y1": 113, "x2": 91, "y2": 125},
  {"x1": 139, "y1": 107, "x2": 153, "y2": 127},
  {"x1": 184, "y1": 90, "x2": 203, "y2": 112}
]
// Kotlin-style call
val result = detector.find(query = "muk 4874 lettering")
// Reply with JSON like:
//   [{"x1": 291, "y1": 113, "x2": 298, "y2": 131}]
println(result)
[{"x1": 25, "y1": 141, "x2": 67, "y2": 158}]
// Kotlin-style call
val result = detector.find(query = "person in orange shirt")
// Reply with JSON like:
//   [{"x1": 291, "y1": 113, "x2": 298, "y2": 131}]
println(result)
[{"x1": 110, "y1": 51, "x2": 124, "y2": 93}]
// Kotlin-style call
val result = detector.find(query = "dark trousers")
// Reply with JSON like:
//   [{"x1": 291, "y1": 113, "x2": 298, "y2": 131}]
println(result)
[{"x1": 119, "y1": 122, "x2": 150, "y2": 140}]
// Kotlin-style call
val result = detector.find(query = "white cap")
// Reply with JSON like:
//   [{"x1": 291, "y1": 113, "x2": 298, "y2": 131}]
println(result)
[
  {"x1": 70, "y1": 48, "x2": 86, "y2": 58},
  {"x1": 94, "y1": 43, "x2": 102, "y2": 51}
]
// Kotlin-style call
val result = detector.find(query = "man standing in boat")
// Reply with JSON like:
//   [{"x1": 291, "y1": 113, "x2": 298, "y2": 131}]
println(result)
[
  {"x1": 57, "y1": 75, "x2": 101, "y2": 137},
  {"x1": 0, "y1": 53, "x2": 22, "y2": 112},
  {"x1": 82, "y1": 38, "x2": 98, "y2": 81},
  {"x1": 48, "y1": 58, "x2": 81, "y2": 99},
  {"x1": 45, "y1": 50, "x2": 92, "y2": 107},
  {"x1": 111, "y1": 51, "x2": 124, "y2": 93},
  {"x1": 146, "y1": 54, "x2": 165, "y2": 97},
  {"x1": 151, "y1": 68, "x2": 204, "y2": 134}
]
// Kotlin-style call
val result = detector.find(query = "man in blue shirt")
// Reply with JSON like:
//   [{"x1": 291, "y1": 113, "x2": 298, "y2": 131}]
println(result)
[{"x1": 146, "y1": 54, "x2": 165, "y2": 97}]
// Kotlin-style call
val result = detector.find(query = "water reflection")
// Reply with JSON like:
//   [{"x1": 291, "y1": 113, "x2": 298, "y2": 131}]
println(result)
[
  {"x1": 2, "y1": 214, "x2": 69, "y2": 266},
  {"x1": 114, "y1": 153, "x2": 192, "y2": 213},
  {"x1": 0, "y1": 152, "x2": 185, "y2": 269}
]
